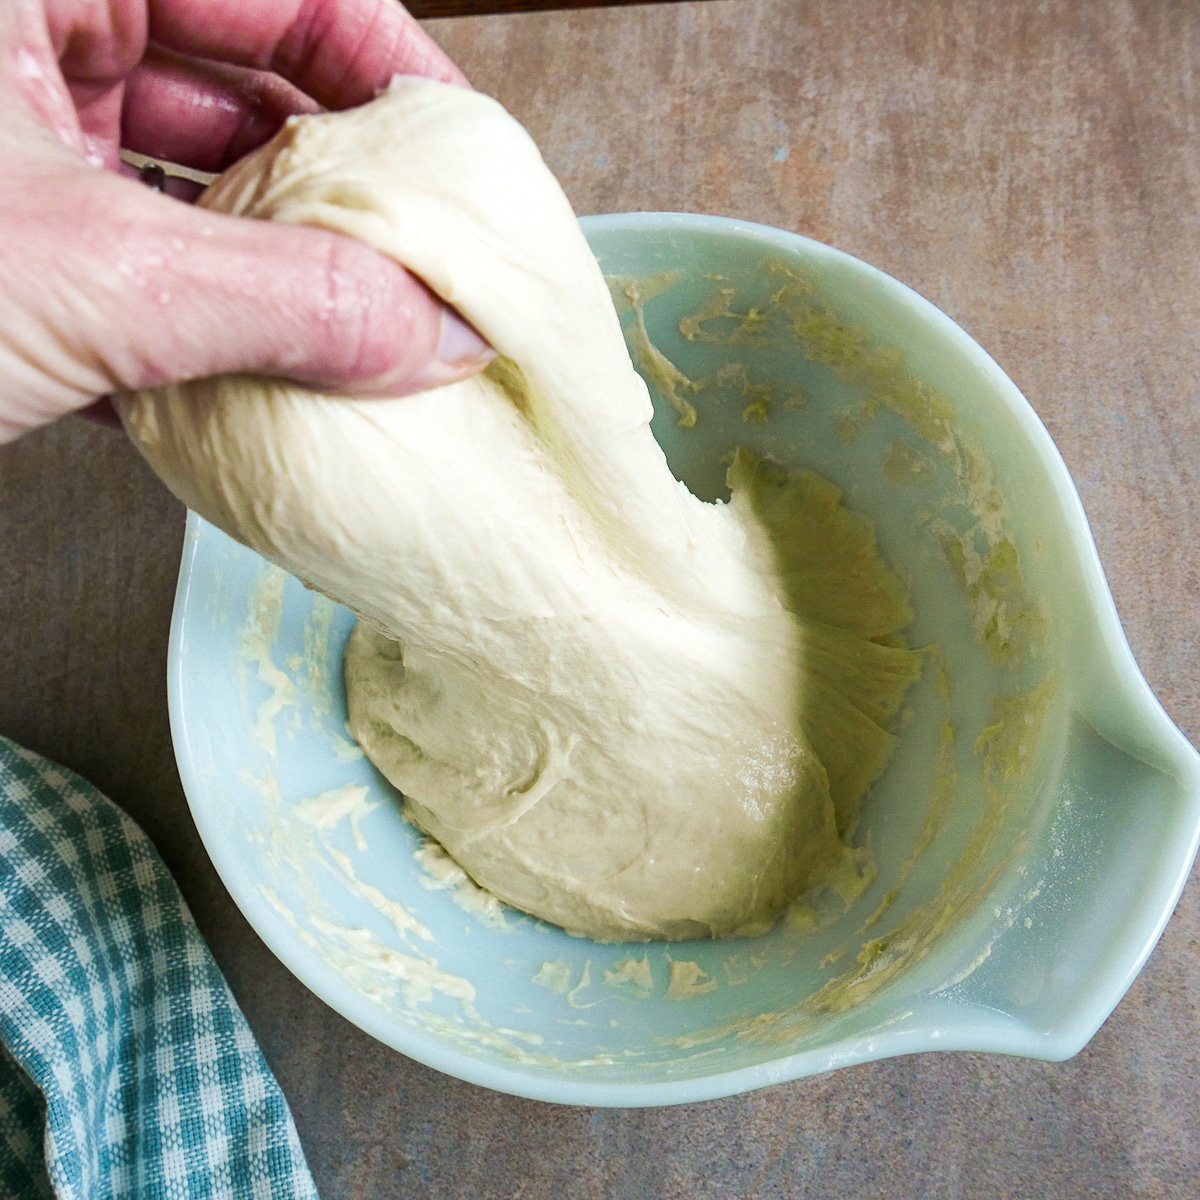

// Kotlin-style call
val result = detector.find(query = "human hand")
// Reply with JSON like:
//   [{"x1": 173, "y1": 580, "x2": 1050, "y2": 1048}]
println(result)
[{"x1": 0, "y1": 0, "x2": 493, "y2": 442}]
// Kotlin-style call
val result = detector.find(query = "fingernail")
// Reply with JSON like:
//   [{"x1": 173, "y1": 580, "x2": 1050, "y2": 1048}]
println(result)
[
  {"x1": 349, "y1": 306, "x2": 497, "y2": 398},
  {"x1": 437, "y1": 307, "x2": 496, "y2": 367}
]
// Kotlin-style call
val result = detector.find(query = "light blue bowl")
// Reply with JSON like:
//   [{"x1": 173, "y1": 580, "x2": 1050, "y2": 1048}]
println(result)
[{"x1": 169, "y1": 213, "x2": 1200, "y2": 1106}]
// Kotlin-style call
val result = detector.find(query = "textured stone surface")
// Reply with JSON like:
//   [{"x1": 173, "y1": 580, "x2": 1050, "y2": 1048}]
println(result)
[{"x1": 2, "y1": 0, "x2": 1200, "y2": 1196}]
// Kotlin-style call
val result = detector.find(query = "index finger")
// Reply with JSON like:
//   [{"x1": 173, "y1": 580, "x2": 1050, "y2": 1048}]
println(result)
[{"x1": 148, "y1": 0, "x2": 468, "y2": 109}]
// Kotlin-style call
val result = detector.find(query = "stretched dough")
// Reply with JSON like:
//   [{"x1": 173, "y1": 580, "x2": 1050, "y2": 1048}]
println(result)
[{"x1": 118, "y1": 79, "x2": 917, "y2": 941}]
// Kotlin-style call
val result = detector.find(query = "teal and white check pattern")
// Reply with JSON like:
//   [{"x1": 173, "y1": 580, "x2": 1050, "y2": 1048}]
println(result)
[{"x1": 0, "y1": 736, "x2": 320, "y2": 1199}]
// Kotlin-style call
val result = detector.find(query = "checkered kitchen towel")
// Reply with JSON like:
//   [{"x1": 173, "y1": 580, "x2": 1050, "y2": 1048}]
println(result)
[{"x1": 0, "y1": 736, "x2": 320, "y2": 1199}]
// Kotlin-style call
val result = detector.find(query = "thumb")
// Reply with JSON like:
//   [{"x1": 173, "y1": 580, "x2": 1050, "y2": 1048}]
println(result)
[
  {"x1": 150, "y1": 202, "x2": 495, "y2": 397},
  {"x1": 111, "y1": 181, "x2": 497, "y2": 396},
  {"x1": 1, "y1": 167, "x2": 495, "y2": 438}
]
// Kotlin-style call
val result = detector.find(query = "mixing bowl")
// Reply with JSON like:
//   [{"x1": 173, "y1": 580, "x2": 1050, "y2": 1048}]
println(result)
[{"x1": 168, "y1": 212, "x2": 1200, "y2": 1106}]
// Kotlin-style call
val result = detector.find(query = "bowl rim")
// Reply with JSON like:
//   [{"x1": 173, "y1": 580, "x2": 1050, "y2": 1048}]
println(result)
[{"x1": 168, "y1": 211, "x2": 1200, "y2": 1106}]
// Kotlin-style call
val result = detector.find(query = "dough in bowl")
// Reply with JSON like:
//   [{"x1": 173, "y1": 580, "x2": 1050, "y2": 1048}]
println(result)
[{"x1": 118, "y1": 79, "x2": 919, "y2": 941}]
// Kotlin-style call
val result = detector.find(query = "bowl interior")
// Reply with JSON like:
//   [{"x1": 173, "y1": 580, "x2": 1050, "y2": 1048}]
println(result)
[{"x1": 169, "y1": 213, "x2": 1200, "y2": 1105}]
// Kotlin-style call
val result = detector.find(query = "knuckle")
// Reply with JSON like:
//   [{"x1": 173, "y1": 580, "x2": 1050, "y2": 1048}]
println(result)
[{"x1": 316, "y1": 234, "x2": 416, "y2": 384}]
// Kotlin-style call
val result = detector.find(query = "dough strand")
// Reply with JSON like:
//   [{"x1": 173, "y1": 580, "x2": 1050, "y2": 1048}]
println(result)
[{"x1": 118, "y1": 79, "x2": 919, "y2": 941}]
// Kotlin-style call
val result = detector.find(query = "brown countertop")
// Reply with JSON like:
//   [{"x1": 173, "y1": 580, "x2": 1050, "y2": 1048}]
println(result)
[{"x1": 3, "y1": 1, "x2": 1200, "y2": 1196}]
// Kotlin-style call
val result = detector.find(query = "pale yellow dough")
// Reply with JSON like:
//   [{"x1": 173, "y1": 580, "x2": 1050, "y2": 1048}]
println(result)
[{"x1": 118, "y1": 79, "x2": 918, "y2": 941}]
